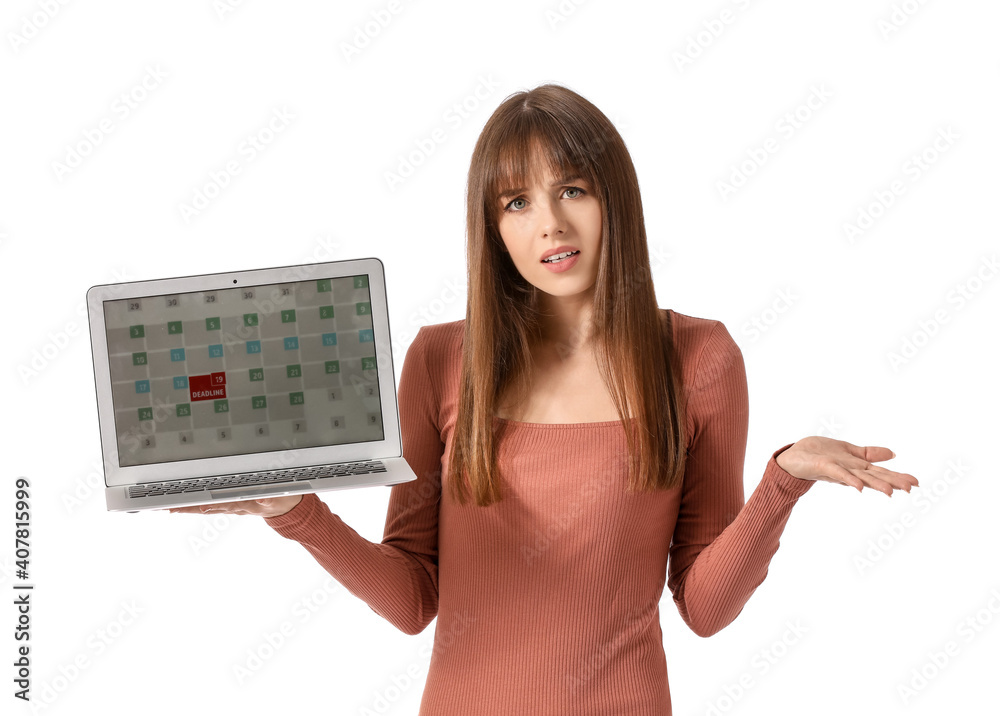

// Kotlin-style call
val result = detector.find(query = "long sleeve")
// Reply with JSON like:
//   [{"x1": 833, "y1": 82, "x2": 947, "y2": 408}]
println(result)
[
  {"x1": 667, "y1": 321, "x2": 813, "y2": 638},
  {"x1": 263, "y1": 325, "x2": 443, "y2": 635}
]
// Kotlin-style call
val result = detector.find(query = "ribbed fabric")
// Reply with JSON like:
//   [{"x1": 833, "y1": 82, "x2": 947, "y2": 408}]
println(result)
[{"x1": 265, "y1": 309, "x2": 814, "y2": 715}]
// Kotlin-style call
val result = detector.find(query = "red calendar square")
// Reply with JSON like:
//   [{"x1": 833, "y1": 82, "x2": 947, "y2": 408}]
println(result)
[{"x1": 190, "y1": 374, "x2": 227, "y2": 401}]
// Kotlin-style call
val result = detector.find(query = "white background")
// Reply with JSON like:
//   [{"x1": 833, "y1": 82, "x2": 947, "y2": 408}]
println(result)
[{"x1": 2, "y1": 1, "x2": 998, "y2": 714}]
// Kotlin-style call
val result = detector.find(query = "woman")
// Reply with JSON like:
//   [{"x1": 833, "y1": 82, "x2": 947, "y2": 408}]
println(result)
[{"x1": 171, "y1": 83, "x2": 918, "y2": 714}]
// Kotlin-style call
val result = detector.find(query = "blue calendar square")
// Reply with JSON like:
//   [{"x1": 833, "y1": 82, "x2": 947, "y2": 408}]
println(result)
[
  {"x1": 208, "y1": 344, "x2": 223, "y2": 358},
  {"x1": 359, "y1": 329, "x2": 374, "y2": 343},
  {"x1": 173, "y1": 376, "x2": 188, "y2": 390},
  {"x1": 246, "y1": 340, "x2": 261, "y2": 354},
  {"x1": 284, "y1": 337, "x2": 299, "y2": 350},
  {"x1": 321, "y1": 333, "x2": 337, "y2": 347},
  {"x1": 170, "y1": 348, "x2": 186, "y2": 362},
  {"x1": 135, "y1": 380, "x2": 150, "y2": 394}
]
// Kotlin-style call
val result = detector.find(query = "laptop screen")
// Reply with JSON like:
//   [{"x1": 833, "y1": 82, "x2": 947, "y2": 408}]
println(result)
[{"x1": 101, "y1": 274, "x2": 385, "y2": 467}]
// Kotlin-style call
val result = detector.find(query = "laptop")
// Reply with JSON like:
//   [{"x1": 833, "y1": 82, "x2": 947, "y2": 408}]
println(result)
[{"x1": 86, "y1": 257, "x2": 417, "y2": 512}]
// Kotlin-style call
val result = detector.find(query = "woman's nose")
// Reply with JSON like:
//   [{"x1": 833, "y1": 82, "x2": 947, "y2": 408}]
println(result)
[{"x1": 536, "y1": 200, "x2": 566, "y2": 238}]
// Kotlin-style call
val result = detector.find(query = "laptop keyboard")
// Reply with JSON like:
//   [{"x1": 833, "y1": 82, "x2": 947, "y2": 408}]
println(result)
[{"x1": 127, "y1": 460, "x2": 387, "y2": 499}]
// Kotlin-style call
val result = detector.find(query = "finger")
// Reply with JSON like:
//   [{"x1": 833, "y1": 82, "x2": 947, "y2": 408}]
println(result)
[
  {"x1": 859, "y1": 445, "x2": 896, "y2": 463},
  {"x1": 167, "y1": 506, "x2": 210, "y2": 514},
  {"x1": 199, "y1": 504, "x2": 249, "y2": 515},
  {"x1": 824, "y1": 459, "x2": 892, "y2": 495},
  {"x1": 864, "y1": 465, "x2": 920, "y2": 492},
  {"x1": 839, "y1": 459, "x2": 908, "y2": 496},
  {"x1": 166, "y1": 497, "x2": 280, "y2": 515},
  {"x1": 824, "y1": 463, "x2": 866, "y2": 492},
  {"x1": 846, "y1": 467, "x2": 894, "y2": 496},
  {"x1": 168, "y1": 502, "x2": 247, "y2": 515}
]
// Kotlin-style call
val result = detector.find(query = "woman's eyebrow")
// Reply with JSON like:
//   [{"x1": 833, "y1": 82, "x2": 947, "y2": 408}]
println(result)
[{"x1": 497, "y1": 174, "x2": 584, "y2": 201}]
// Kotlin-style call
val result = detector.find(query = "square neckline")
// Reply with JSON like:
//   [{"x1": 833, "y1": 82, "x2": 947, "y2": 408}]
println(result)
[
  {"x1": 487, "y1": 309, "x2": 672, "y2": 429},
  {"x1": 492, "y1": 416, "x2": 636, "y2": 428}
]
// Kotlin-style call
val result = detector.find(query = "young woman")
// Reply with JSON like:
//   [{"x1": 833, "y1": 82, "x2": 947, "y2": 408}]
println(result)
[{"x1": 171, "y1": 83, "x2": 918, "y2": 714}]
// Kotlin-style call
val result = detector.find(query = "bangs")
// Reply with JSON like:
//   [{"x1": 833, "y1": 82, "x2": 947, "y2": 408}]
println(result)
[{"x1": 485, "y1": 116, "x2": 595, "y2": 222}]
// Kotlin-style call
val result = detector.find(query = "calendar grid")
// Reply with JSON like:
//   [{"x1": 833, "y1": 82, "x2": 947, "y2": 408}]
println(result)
[{"x1": 102, "y1": 276, "x2": 384, "y2": 467}]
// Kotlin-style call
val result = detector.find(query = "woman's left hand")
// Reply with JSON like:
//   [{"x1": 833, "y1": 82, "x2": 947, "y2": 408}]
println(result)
[{"x1": 775, "y1": 436, "x2": 918, "y2": 496}]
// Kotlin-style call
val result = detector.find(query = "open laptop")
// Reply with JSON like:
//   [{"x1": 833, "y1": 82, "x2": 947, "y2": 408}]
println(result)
[{"x1": 87, "y1": 257, "x2": 417, "y2": 512}]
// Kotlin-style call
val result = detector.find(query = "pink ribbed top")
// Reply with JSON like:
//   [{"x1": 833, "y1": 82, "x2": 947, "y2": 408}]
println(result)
[{"x1": 265, "y1": 309, "x2": 814, "y2": 714}]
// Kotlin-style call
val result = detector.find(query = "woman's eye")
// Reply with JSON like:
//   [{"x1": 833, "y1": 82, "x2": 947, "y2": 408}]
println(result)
[{"x1": 504, "y1": 187, "x2": 584, "y2": 213}]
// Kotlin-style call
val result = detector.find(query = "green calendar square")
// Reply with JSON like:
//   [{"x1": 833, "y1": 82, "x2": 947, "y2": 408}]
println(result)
[
  {"x1": 353, "y1": 275, "x2": 369, "y2": 289},
  {"x1": 319, "y1": 305, "x2": 335, "y2": 320},
  {"x1": 281, "y1": 309, "x2": 296, "y2": 323},
  {"x1": 249, "y1": 368, "x2": 264, "y2": 382},
  {"x1": 176, "y1": 403, "x2": 191, "y2": 417},
  {"x1": 132, "y1": 352, "x2": 147, "y2": 366},
  {"x1": 168, "y1": 321, "x2": 183, "y2": 335},
  {"x1": 252, "y1": 396, "x2": 267, "y2": 409},
  {"x1": 129, "y1": 325, "x2": 145, "y2": 338},
  {"x1": 214, "y1": 399, "x2": 229, "y2": 413},
  {"x1": 137, "y1": 407, "x2": 153, "y2": 421},
  {"x1": 324, "y1": 360, "x2": 340, "y2": 374},
  {"x1": 205, "y1": 317, "x2": 221, "y2": 331},
  {"x1": 317, "y1": 279, "x2": 331, "y2": 292},
  {"x1": 286, "y1": 364, "x2": 302, "y2": 378},
  {"x1": 244, "y1": 313, "x2": 259, "y2": 327},
  {"x1": 289, "y1": 392, "x2": 304, "y2": 405}
]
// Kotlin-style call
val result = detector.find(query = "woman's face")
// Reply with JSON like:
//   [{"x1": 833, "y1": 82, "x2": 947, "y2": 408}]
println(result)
[{"x1": 495, "y1": 161, "x2": 602, "y2": 302}]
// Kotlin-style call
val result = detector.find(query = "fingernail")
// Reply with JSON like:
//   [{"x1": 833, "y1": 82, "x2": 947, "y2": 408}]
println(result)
[{"x1": 890, "y1": 450, "x2": 896, "y2": 458}]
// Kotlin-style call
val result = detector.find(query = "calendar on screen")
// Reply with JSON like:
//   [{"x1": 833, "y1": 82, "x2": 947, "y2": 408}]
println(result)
[{"x1": 102, "y1": 275, "x2": 384, "y2": 467}]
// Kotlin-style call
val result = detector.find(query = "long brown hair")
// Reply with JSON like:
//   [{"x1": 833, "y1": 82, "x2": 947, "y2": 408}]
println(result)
[{"x1": 447, "y1": 83, "x2": 687, "y2": 507}]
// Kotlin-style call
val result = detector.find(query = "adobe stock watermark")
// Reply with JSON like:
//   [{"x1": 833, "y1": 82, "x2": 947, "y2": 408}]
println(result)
[
  {"x1": 545, "y1": 241, "x2": 669, "y2": 363},
  {"x1": 896, "y1": 586, "x2": 1000, "y2": 705},
  {"x1": 27, "y1": 600, "x2": 144, "y2": 714},
  {"x1": 232, "y1": 576, "x2": 347, "y2": 684},
  {"x1": 703, "y1": 619, "x2": 809, "y2": 715},
  {"x1": 545, "y1": 0, "x2": 591, "y2": 30},
  {"x1": 213, "y1": 0, "x2": 249, "y2": 21},
  {"x1": 388, "y1": 275, "x2": 466, "y2": 359},
  {"x1": 886, "y1": 253, "x2": 996, "y2": 372},
  {"x1": 18, "y1": 267, "x2": 133, "y2": 386},
  {"x1": 716, "y1": 83, "x2": 833, "y2": 201},
  {"x1": 384, "y1": 74, "x2": 502, "y2": 192},
  {"x1": 340, "y1": 0, "x2": 412, "y2": 64},
  {"x1": 671, "y1": 0, "x2": 756, "y2": 72},
  {"x1": 853, "y1": 457, "x2": 966, "y2": 576},
  {"x1": 813, "y1": 414, "x2": 845, "y2": 440},
  {"x1": 7, "y1": 0, "x2": 72, "y2": 54},
  {"x1": 300, "y1": 231, "x2": 344, "y2": 265},
  {"x1": 565, "y1": 576, "x2": 668, "y2": 694},
  {"x1": 877, "y1": 0, "x2": 932, "y2": 40},
  {"x1": 842, "y1": 126, "x2": 959, "y2": 244},
  {"x1": 740, "y1": 286, "x2": 798, "y2": 343},
  {"x1": 521, "y1": 454, "x2": 621, "y2": 566},
  {"x1": 62, "y1": 456, "x2": 117, "y2": 515},
  {"x1": 184, "y1": 439, "x2": 308, "y2": 557},
  {"x1": 51, "y1": 63, "x2": 168, "y2": 182},
  {"x1": 177, "y1": 105, "x2": 296, "y2": 223},
  {"x1": 359, "y1": 611, "x2": 478, "y2": 715}
]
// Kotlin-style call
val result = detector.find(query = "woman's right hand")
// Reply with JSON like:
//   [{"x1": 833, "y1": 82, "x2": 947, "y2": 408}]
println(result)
[{"x1": 165, "y1": 494, "x2": 303, "y2": 518}]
